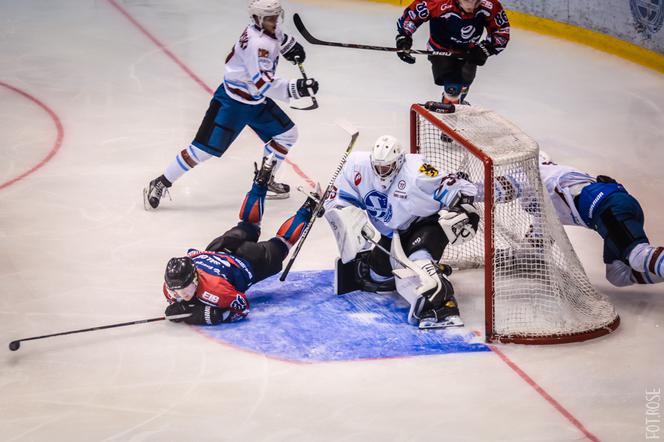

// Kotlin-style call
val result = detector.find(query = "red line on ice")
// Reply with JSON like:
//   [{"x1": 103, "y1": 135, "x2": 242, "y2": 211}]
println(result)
[{"x1": 0, "y1": 81, "x2": 64, "y2": 191}]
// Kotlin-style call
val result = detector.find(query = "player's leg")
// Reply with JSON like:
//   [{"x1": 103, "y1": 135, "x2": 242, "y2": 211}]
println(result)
[
  {"x1": 428, "y1": 56, "x2": 476, "y2": 105},
  {"x1": 144, "y1": 88, "x2": 249, "y2": 209},
  {"x1": 593, "y1": 192, "x2": 663, "y2": 284},
  {"x1": 233, "y1": 192, "x2": 319, "y2": 283},
  {"x1": 399, "y1": 216, "x2": 461, "y2": 328},
  {"x1": 249, "y1": 98, "x2": 298, "y2": 199}
]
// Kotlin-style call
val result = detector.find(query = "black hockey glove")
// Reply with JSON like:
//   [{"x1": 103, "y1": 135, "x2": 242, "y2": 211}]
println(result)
[
  {"x1": 282, "y1": 41, "x2": 306, "y2": 64},
  {"x1": 165, "y1": 302, "x2": 227, "y2": 325},
  {"x1": 465, "y1": 41, "x2": 496, "y2": 66},
  {"x1": 289, "y1": 78, "x2": 319, "y2": 100},
  {"x1": 395, "y1": 34, "x2": 416, "y2": 64},
  {"x1": 165, "y1": 302, "x2": 195, "y2": 322}
]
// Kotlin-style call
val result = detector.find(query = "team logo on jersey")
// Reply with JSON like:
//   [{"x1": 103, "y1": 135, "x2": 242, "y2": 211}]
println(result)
[
  {"x1": 327, "y1": 185, "x2": 338, "y2": 200},
  {"x1": 398, "y1": 180, "x2": 406, "y2": 190},
  {"x1": 460, "y1": 25, "x2": 476, "y2": 40},
  {"x1": 630, "y1": 0, "x2": 664, "y2": 34},
  {"x1": 258, "y1": 48, "x2": 270, "y2": 58},
  {"x1": 364, "y1": 190, "x2": 392, "y2": 222},
  {"x1": 354, "y1": 172, "x2": 362, "y2": 185},
  {"x1": 231, "y1": 294, "x2": 248, "y2": 311},
  {"x1": 419, "y1": 163, "x2": 439, "y2": 177}
]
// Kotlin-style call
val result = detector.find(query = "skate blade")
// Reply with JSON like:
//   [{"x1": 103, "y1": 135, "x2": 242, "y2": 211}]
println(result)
[
  {"x1": 142, "y1": 187, "x2": 153, "y2": 211},
  {"x1": 266, "y1": 192, "x2": 290, "y2": 200},
  {"x1": 418, "y1": 315, "x2": 464, "y2": 329}
]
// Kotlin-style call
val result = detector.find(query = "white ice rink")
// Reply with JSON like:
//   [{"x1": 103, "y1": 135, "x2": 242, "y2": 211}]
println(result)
[{"x1": 1, "y1": 0, "x2": 663, "y2": 440}]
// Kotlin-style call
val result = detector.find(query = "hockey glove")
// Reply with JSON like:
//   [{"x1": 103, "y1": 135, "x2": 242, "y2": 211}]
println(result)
[
  {"x1": 282, "y1": 41, "x2": 306, "y2": 64},
  {"x1": 165, "y1": 302, "x2": 195, "y2": 322},
  {"x1": 438, "y1": 202, "x2": 480, "y2": 245},
  {"x1": 465, "y1": 41, "x2": 495, "y2": 66},
  {"x1": 395, "y1": 34, "x2": 416, "y2": 64},
  {"x1": 289, "y1": 78, "x2": 319, "y2": 100}
]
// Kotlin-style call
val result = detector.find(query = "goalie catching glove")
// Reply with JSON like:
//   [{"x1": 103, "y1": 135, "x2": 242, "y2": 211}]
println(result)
[{"x1": 438, "y1": 202, "x2": 480, "y2": 245}]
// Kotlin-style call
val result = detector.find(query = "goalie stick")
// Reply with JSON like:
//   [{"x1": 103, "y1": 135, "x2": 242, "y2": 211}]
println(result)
[
  {"x1": 279, "y1": 128, "x2": 360, "y2": 281},
  {"x1": 293, "y1": 13, "x2": 452, "y2": 57},
  {"x1": 7, "y1": 313, "x2": 191, "y2": 351}
]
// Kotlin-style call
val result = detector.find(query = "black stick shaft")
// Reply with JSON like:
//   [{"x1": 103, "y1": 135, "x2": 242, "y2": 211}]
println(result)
[
  {"x1": 293, "y1": 13, "x2": 452, "y2": 57},
  {"x1": 297, "y1": 60, "x2": 318, "y2": 108},
  {"x1": 10, "y1": 316, "x2": 175, "y2": 345}
]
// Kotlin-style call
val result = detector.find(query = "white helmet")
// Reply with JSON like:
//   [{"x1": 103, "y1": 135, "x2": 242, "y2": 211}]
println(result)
[
  {"x1": 248, "y1": 0, "x2": 284, "y2": 29},
  {"x1": 370, "y1": 135, "x2": 405, "y2": 190}
]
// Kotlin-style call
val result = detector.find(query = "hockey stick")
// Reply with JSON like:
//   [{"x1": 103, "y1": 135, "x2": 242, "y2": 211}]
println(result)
[
  {"x1": 293, "y1": 13, "x2": 452, "y2": 57},
  {"x1": 7, "y1": 313, "x2": 191, "y2": 351},
  {"x1": 290, "y1": 57, "x2": 318, "y2": 111},
  {"x1": 280, "y1": 128, "x2": 360, "y2": 281}
]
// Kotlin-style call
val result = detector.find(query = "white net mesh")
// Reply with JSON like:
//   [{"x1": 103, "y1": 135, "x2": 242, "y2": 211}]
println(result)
[{"x1": 413, "y1": 105, "x2": 619, "y2": 342}]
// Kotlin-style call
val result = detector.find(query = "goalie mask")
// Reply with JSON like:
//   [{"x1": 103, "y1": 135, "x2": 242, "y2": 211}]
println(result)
[
  {"x1": 248, "y1": 0, "x2": 284, "y2": 30},
  {"x1": 165, "y1": 257, "x2": 198, "y2": 300},
  {"x1": 370, "y1": 135, "x2": 405, "y2": 190}
]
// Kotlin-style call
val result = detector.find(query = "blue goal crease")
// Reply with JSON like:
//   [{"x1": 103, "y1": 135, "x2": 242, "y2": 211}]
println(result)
[{"x1": 197, "y1": 270, "x2": 490, "y2": 362}]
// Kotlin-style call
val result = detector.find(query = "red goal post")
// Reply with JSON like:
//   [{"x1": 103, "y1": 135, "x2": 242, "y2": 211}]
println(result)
[{"x1": 410, "y1": 104, "x2": 620, "y2": 344}]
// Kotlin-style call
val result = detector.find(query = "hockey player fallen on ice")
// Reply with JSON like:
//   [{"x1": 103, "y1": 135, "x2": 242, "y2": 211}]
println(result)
[
  {"x1": 162, "y1": 157, "x2": 318, "y2": 325},
  {"x1": 535, "y1": 152, "x2": 664, "y2": 287},
  {"x1": 395, "y1": 0, "x2": 510, "y2": 105},
  {"x1": 144, "y1": 0, "x2": 319, "y2": 208},
  {"x1": 323, "y1": 135, "x2": 480, "y2": 329}
]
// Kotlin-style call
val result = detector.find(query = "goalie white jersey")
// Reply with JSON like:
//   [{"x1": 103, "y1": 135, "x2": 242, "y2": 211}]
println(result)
[
  {"x1": 223, "y1": 25, "x2": 293, "y2": 104},
  {"x1": 324, "y1": 152, "x2": 477, "y2": 237},
  {"x1": 539, "y1": 158, "x2": 595, "y2": 227}
]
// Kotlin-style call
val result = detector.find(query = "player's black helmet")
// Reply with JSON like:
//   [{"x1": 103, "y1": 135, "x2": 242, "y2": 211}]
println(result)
[{"x1": 165, "y1": 257, "x2": 196, "y2": 290}]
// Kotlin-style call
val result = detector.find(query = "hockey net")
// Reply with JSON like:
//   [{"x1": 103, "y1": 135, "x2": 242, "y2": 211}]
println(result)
[{"x1": 410, "y1": 104, "x2": 620, "y2": 344}]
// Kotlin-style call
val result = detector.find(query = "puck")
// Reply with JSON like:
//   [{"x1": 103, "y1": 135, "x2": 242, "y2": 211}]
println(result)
[{"x1": 8, "y1": 341, "x2": 20, "y2": 351}]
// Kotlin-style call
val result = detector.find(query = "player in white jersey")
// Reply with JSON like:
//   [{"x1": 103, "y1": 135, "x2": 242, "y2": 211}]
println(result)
[
  {"x1": 323, "y1": 135, "x2": 480, "y2": 328},
  {"x1": 536, "y1": 153, "x2": 663, "y2": 287},
  {"x1": 144, "y1": 0, "x2": 319, "y2": 208}
]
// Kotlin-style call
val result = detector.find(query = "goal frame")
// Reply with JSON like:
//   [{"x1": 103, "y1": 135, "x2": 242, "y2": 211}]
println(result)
[{"x1": 410, "y1": 104, "x2": 620, "y2": 344}]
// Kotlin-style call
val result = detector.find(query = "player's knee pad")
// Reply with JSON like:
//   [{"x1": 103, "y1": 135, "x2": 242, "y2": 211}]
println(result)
[
  {"x1": 239, "y1": 183, "x2": 267, "y2": 224},
  {"x1": 628, "y1": 243, "x2": 664, "y2": 278},
  {"x1": 443, "y1": 84, "x2": 463, "y2": 105}
]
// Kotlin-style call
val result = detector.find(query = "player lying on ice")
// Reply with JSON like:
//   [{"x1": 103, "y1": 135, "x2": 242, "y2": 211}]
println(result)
[
  {"x1": 162, "y1": 156, "x2": 318, "y2": 325},
  {"x1": 537, "y1": 152, "x2": 663, "y2": 287},
  {"x1": 323, "y1": 135, "x2": 481, "y2": 329}
]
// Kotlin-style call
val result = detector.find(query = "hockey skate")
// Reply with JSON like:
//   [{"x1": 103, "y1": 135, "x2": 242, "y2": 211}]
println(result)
[
  {"x1": 143, "y1": 175, "x2": 172, "y2": 210},
  {"x1": 267, "y1": 176, "x2": 291, "y2": 200},
  {"x1": 418, "y1": 296, "x2": 464, "y2": 329},
  {"x1": 253, "y1": 155, "x2": 277, "y2": 188}
]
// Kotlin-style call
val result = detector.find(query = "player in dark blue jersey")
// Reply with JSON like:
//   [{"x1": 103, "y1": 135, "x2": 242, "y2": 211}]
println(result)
[
  {"x1": 395, "y1": 0, "x2": 510, "y2": 104},
  {"x1": 163, "y1": 156, "x2": 319, "y2": 325}
]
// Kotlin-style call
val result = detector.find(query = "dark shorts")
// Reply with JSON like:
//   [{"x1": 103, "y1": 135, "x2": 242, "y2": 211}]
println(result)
[
  {"x1": 192, "y1": 86, "x2": 295, "y2": 157},
  {"x1": 428, "y1": 56, "x2": 477, "y2": 87},
  {"x1": 368, "y1": 216, "x2": 448, "y2": 277},
  {"x1": 588, "y1": 192, "x2": 649, "y2": 264},
  {"x1": 206, "y1": 222, "x2": 289, "y2": 283}
]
